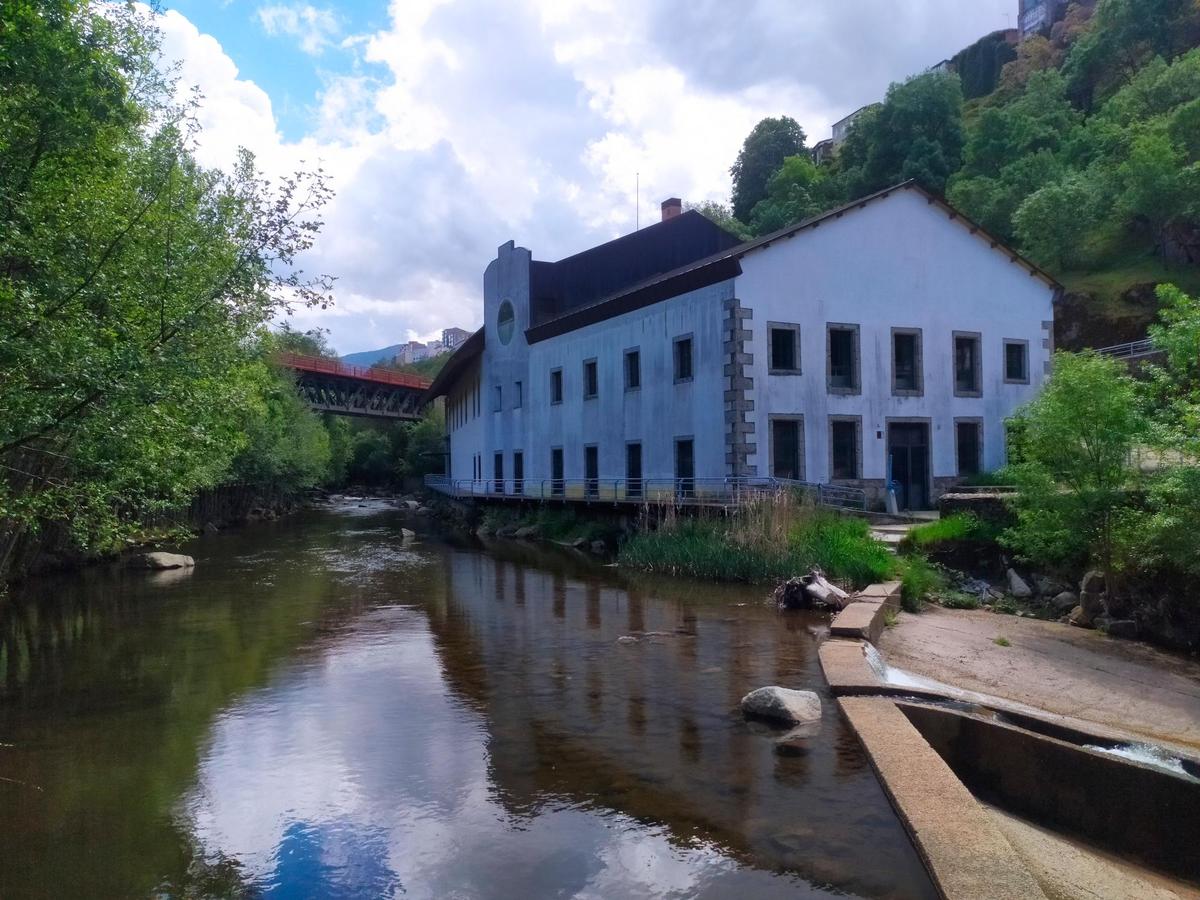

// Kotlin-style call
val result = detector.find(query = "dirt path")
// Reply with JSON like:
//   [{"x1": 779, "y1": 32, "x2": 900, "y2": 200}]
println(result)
[{"x1": 877, "y1": 607, "x2": 1200, "y2": 753}]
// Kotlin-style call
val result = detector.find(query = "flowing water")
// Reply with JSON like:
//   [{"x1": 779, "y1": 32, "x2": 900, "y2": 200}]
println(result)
[{"x1": 0, "y1": 503, "x2": 935, "y2": 899}]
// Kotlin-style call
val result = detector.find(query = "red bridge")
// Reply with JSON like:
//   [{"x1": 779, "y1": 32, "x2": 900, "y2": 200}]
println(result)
[{"x1": 277, "y1": 352, "x2": 432, "y2": 420}]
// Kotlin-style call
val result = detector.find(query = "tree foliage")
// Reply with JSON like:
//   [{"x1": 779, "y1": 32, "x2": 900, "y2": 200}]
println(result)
[
  {"x1": 0, "y1": 2, "x2": 332, "y2": 554},
  {"x1": 729, "y1": 117, "x2": 807, "y2": 222}
]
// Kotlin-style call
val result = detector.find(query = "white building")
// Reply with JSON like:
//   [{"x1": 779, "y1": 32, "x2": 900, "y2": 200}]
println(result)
[{"x1": 427, "y1": 183, "x2": 1058, "y2": 510}]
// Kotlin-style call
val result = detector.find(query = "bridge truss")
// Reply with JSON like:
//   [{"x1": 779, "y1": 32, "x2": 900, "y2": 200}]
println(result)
[{"x1": 278, "y1": 353, "x2": 431, "y2": 421}]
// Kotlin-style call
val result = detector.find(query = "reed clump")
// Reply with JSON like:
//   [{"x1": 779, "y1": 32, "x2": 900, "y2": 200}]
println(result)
[{"x1": 618, "y1": 492, "x2": 895, "y2": 587}]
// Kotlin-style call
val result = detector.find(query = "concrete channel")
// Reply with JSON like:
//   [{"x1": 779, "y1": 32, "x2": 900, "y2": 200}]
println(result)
[{"x1": 822, "y1": 584, "x2": 1200, "y2": 899}]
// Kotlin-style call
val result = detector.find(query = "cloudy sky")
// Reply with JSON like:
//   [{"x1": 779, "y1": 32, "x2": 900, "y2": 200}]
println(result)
[{"x1": 158, "y1": 0, "x2": 1014, "y2": 355}]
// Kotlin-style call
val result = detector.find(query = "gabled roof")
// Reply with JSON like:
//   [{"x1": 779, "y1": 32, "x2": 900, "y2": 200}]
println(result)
[
  {"x1": 425, "y1": 327, "x2": 483, "y2": 401},
  {"x1": 526, "y1": 181, "x2": 1060, "y2": 343}
]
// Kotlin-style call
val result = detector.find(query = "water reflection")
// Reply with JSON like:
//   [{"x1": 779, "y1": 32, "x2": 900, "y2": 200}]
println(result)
[{"x1": 0, "y1": 508, "x2": 934, "y2": 899}]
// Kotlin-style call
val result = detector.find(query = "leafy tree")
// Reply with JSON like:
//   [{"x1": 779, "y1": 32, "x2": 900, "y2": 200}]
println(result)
[
  {"x1": 1116, "y1": 130, "x2": 1200, "y2": 257},
  {"x1": 275, "y1": 324, "x2": 337, "y2": 359},
  {"x1": 955, "y1": 30, "x2": 1019, "y2": 99},
  {"x1": 1004, "y1": 352, "x2": 1142, "y2": 576},
  {"x1": 0, "y1": 2, "x2": 332, "y2": 558},
  {"x1": 998, "y1": 36, "x2": 1064, "y2": 95},
  {"x1": 230, "y1": 360, "x2": 332, "y2": 489},
  {"x1": 1013, "y1": 172, "x2": 1101, "y2": 269},
  {"x1": 840, "y1": 73, "x2": 966, "y2": 195},
  {"x1": 730, "y1": 117, "x2": 807, "y2": 222},
  {"x1": 1144, "y1": 284, "x2": 1200, "y2": 452},
  {"x1": 400, "y1": 407, "x2": 447, "y2": 478},
  {"x1": 688, "y1": 200, "x2": 753, "y2": 240},
  {"x1": 748, "y1": 155, "x2": 826, "y2": 235}
]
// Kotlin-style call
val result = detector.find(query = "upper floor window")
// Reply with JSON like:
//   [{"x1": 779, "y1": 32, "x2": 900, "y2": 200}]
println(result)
[
  {"x1": 583, "y1": 359, "x2": 598, "y2": 399},
  {"x1": 514, "y1": 380, "x2": 523, "y2": 408},
  {"x1": 550, "y1": 368, "x2": 563, "y2": 404},
  {"x1": 497, "y1": 300, "x2": 515, "y2": 345},
  {"x1": 1004, "y1": 340, "x2": 1029, "y2": 384},
  {"x1": 892, "y1": 328, "x2": 922, "y2": 395},
  {"x1": 493, "y1": 385, "x2": 502, "y2": 412},
  {"x1": 674, "y1": 335, "x2": 694, "y2": 382},
  {"x1": 624, "y1": 348, "x2": 641, "y2": 391},
  {"x1": 954, "y1": 332, "x2": 982, "y2": 397},
  {"x1": 769, "y1": 324, "x2": 801, "y2": 374},
  {"x1": 827, "y1": 324, "x2": 860, "y2": 393}
]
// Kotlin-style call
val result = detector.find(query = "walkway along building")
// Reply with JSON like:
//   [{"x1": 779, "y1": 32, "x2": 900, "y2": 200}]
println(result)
[{"x1": 425, "y1": 182, "x2": 1059, "y2": 511}]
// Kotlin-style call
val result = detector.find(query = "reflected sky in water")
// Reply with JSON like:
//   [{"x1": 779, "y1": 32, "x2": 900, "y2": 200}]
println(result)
[{"x1": 0, "y1": 505, "x2": 934, "y2": 899}]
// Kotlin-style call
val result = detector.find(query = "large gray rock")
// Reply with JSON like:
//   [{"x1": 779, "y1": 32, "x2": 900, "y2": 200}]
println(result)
[
  {"x1": 1007, "y1": 568, "x2": 1033, "y2": 598},
  {"x1": 740, "y1": 687, "x2": 822, "y2": 727},
  {"x1": 513, "y1": 526, "x2": 539, "y2": 539},
  {"x1": 402, "y1": 499, "x2": 420, "y2": 510},
  {"x1": 1079, "y1": 589, "x2": 1106, "y2": 621},
  {"x1": 129, "y1": 552, "x2": 195, "y2": 570},
  {"x1": 1081, "y1": 570, "x2": 1107, "y2": 595},
  {"x1": 1051, "y1": 590, "x2": 1079, "y2": 613},
  {"x1": 1069, "y1": 605, "x2": 1095, "y2": 629}
]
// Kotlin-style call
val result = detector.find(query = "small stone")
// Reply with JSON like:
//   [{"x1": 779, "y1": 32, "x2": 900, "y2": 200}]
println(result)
[
  {"x1": 740, "y1": 687, "x2": 822, "y2": 727},
  {"x1": 400, "y1": 528, "x2": 416, "y2": 542},
  {"x1": 1051, "y1": 590, "x2": 1078, "y2": 613},
  {"x1": 1007, "y1": 569, "x2": 1033, "y2": 598},
  {"x1": 129, "y1": 552, "x2": 195, "y2": 570}
]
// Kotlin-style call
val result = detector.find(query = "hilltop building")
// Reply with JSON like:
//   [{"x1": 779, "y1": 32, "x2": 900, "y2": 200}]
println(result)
[
  {"x1": 442, "y1": 327, "x2": 472, "y2": 350},
  {"x1": 427, "y1": 183, "x2": 1058, "y2": 511}
]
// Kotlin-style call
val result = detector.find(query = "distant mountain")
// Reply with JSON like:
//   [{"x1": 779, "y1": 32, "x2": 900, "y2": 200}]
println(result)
[{"x1": 340, "y1": 344, "x2": 404, "y2": 367}]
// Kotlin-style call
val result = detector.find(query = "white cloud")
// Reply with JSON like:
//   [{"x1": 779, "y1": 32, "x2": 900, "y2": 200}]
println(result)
[
  {"x1": 155, "y1": 0, "x2": 1014, "y2": 354},
  {"x1": 257, "y1": 3, "x2": 340, "y2": 56}
]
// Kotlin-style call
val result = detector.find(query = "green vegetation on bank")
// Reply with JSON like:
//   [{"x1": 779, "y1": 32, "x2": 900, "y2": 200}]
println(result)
[
  {"x1": 617, "y1": 498, "x2": 895, "y2": 587},
  {"x1": 718, "y1": 0, "x2": 1199, "y2": 336}
]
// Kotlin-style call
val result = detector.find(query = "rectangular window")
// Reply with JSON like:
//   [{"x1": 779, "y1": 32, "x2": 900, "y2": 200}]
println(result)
[
  {"x1": 551, "y1": 447, "x2": 564, "y2": 497},
  {"x1": 550, "y1": 368, "x2": 563, "y2": 404},
  {"x1": 675, "y1": 438, "x2": 695, "y2": 498},
  {"x1": 493, "y1": 452, "x2": 504, "y2": 494},
  {"x1": 954, "y1": 332, "x2": 982, "y2": 396},
  {"x1": 674, "y1": 335, "x2": 694, "y2": 382},
  {"x1": 1004, "y1": 340, "x2": 1029, "y2": 384},
  {"x1": 827, "y1": 324, "x2": 860, "y2": 393},
  {"x1": 771, "y1": 418, "x2": 803, "y2": 481},
  {"x1": 769, "y1": 324, "x2": 800, "y2": 373},
  {"x1": 626, "y1": 442, "x2": 643, "y2": 499},
  {"x1": 624, "y1": 348, "x2": 641, "y2": 391},
  {"x1": 514, "y1": 380, "x2": 523, "y2": 408},
  {"x1": 584, "y1": 445, "x2": 599, "y2": 498},
  {"x1": 513, "y1": 451, "x2": 524, "y2": 496},
  {"x1": 583, "y1": 359, "x2": 598, "y2": 399},
  {"x1": 493, "y1": 385, "x2": 502, "y2": 412},
  {"x1": 956, "y1": 421, "x2": 982, "y2": 476},
  {"x1": 831, "y1": 419, "x2": 860, "y2": 480},
  {"x1": 892, "y1": 329, "x2": 922, "y2": 395}
]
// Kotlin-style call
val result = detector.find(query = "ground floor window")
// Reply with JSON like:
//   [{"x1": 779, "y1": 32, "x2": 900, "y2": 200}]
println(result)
[
  {"x1": 493, "y1": 452, "x2": 504, "y2": 494},
  {"x1": 513, "y1": 451, "x2": 524, "y2": 495},
  {"x1": 584, "y1": 445, "x2": 599, "y2": 497},
  {"x1": 771, "y1": 418, "x2": 804, "y2": 481},
  {"x1": 830, "y1": 419, "x2": 860, "y2": 480},
  {"x1": 551, "y1": 447, "x2": 564, "y2": 497},
  {"x1": 626, "y1": 443, "x2": 643, "y2": 499},
  {"x1": 675, "y1": 438, "x2": 695, "y2": 497},
  {"x1": 956, "y1": 420, "x2": 982, "y2": 476}
]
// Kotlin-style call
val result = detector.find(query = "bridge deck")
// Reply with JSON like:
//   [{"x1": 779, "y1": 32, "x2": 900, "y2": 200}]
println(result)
[{"x1": 278, "y1": 352, "x2": 431, "y2": 420}]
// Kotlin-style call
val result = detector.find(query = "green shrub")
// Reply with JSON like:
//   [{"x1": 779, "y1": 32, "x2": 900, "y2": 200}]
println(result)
[
  {"x1": 902, "y1": 513, "x2": 999, "y2": 553},
  {"x1": 899, "y1": 556, "x2": 943, "y2": 612},
  {"x1": 940, "y1": 590, "x2": 982, "y2": 610}
]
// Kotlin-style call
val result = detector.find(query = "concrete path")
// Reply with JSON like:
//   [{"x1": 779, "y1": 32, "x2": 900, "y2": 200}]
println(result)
[{"x1": 878, "y1": 607, "x2": 1200, "y2": 753}]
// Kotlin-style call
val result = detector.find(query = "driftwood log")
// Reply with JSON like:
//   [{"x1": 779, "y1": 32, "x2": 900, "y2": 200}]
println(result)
[{"x1": 774, "y1": 568, "x2": 851, "y2": 611}]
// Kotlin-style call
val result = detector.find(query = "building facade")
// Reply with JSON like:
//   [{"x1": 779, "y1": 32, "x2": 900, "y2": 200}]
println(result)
[{"x1": 428, "y1": 183, "x2": 1058, "y2": 510}]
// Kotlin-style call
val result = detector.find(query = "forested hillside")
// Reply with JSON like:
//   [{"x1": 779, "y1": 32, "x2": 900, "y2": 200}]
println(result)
[{"x1": 716, "y1": 0, "x2": 1200, "y2": 347}]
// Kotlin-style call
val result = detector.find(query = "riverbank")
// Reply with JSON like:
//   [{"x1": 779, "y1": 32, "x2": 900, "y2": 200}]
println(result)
[{"x1": 877, "y1": 606, "x2": 1200, "y2": 753}]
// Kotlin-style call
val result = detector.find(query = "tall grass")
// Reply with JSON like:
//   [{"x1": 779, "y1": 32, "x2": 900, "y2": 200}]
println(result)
[
  {"x1": 618, "y1": 494, "x2": 895, "y2": 587},
  {"x1": 900, "y1": 513, "x2": 999, "y2": 553}
]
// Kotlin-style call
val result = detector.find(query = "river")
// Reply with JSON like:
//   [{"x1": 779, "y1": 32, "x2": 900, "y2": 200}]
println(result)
[{"x1": 0, "y1": 502, "x2": 935, "y2": 899}]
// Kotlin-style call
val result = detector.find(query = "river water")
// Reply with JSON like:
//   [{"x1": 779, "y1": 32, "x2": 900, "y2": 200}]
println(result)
[{"x1": 0, "y1": 503, "x2": 935, "y2": 899}]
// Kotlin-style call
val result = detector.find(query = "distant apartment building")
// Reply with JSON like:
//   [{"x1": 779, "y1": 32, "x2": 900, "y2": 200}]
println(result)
[
  {"x1": 428, "y1": 184, "x2": 1057, "y2": 511},
  {"x1": 831, "y1": 105, "x2": 874, "y2": 146},
  {"x1": 1018, "y1": 0, "x2": 1093, "y2": 39},
  {"x1": 442, "y1": 327, "x2": 472, "y2": 350}
]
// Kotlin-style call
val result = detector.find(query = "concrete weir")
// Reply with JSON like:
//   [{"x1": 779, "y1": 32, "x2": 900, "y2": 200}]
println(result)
[{"x1": 819, "y1": 582, "x2": 1200, "y2": 899}]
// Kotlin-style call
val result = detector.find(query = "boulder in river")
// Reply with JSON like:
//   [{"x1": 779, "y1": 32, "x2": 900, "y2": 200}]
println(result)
[
  {"x1": 129, "y1": 552, "x2": 195, "y2": 570},
  {"x1": 740, "y1": 687, "x2": 821, "y2": 727}
]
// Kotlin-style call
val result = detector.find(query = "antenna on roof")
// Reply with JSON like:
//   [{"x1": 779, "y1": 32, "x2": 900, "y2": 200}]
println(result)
[{"x1": 635, "y1": 172, "x2": 640, "y2": 231}]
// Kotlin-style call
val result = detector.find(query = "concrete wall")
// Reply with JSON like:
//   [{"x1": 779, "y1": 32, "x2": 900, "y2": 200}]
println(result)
[{"x1": 738, "y1": 189, "x2": 1055, "y2": 498}]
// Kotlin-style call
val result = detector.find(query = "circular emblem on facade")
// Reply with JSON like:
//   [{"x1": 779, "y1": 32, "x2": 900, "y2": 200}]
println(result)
[{"x1": 497, "y1": 300, "x2": 515, "y2": 345}]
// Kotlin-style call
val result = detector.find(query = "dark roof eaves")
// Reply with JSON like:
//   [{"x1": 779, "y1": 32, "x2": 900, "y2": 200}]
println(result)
[{"x1": 424, "y1": 327, "x2": 484, "y2": 401}]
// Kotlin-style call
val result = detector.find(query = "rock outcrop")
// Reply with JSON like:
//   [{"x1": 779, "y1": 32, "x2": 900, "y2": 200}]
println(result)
[
  {"x1": 740, "y1": 687, "x2": 822, "y2": 726},
  {"x1": 129, "y1": 552, "x2": 195, "y2": 570}
]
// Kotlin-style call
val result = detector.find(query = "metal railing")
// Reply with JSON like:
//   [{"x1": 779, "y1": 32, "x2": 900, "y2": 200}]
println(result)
[
  {"x1": 423, "y1": 475, "x2": 867, "y2": 512},
  {"x1": 1096, "y1": 339, "x2": 1157, "y2": 361}
]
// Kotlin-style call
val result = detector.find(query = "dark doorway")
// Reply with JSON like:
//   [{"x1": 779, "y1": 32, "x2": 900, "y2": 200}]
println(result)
[
  {"x1": 889, "y1": 423, "x2": 931, "y2": 510},
  {"x1": 675, "y1": 438, "x2": 695, "y2": 499},
  {"x1": 626, "y1": 443, "x2": 643, "y2": 499},
  {"x1": 493, "y1": 452, "x2": 504, "y2": 495},
  {"x1": 513, "y1": 451, "x2": 524, "y2": 496},
  {"x1": 771, "y1": 419, "x2": 802, "y2": 481},
  {"x1": 551, "y1": 448, "x2": 564, "y2": 497},
  {"x1": 584, "y1": 445, "x2": 599, "y2": 498}
]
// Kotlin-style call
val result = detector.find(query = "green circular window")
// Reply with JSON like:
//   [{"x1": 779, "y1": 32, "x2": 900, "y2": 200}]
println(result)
[{"x1": 497, "y1": 300, "x2": 515, "y2": 345}]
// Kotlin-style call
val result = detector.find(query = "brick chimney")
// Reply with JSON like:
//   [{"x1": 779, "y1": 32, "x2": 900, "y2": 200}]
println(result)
[{"x1": 661, "y1": 197, "x2": 682, "y2": 222}]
